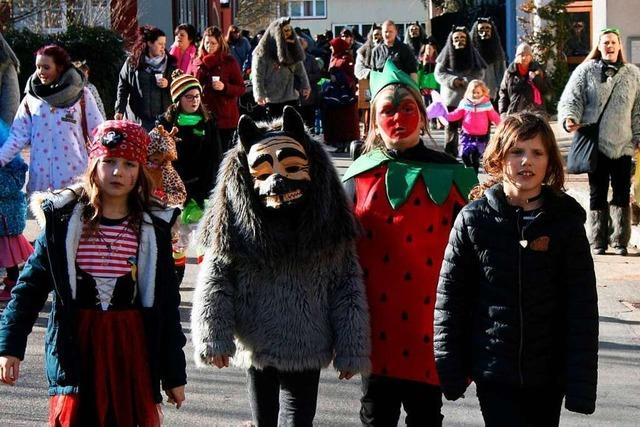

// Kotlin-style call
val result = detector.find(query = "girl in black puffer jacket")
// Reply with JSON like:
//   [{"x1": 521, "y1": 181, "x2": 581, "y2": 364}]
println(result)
[{"x1": 435, "y1": 112, "x2": 598, "y2": 426}]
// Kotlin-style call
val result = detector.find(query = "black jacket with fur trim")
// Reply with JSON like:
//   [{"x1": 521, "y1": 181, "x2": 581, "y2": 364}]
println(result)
[{"x1": 0, "y1": 188, "x2": 187, "y2": 402}]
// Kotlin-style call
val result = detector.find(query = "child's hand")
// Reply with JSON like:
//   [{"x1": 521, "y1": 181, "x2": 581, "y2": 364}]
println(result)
[
  {"x1": 338, "y1": 371, "x2": 355, "y2": 380},
  {"x1": 165, "y1": 385, "x2": 185, "y2": 409},
  {"x1": 210, "y1": 355, "x2": 230, "y2": 369},
  {"x1": 0, "y1": 356, "x2": 20, "y2": 385}
]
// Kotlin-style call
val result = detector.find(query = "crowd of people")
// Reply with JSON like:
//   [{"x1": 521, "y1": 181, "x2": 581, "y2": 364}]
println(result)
[{"x1": 0, "y1": 15, "x2": 637, "y2": 427}]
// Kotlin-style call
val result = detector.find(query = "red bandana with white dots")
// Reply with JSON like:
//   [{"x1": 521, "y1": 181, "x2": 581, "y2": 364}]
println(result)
[{"x1": 88, "y1": 120, "x2": 150, "y2": 164}]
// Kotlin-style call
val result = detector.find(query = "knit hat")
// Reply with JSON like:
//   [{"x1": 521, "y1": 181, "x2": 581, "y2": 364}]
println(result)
[
  {"x1": 515, "y1": 42, "x2": 532, "y2": 57},
  {"x1": 369, "y1": 58, "x2": 420, "y2": 100},
  {"x1": 329, "y1": 37, "x2": 350, "y2": 56},
  {"x1": 89, "y1": 120, "x2": 150, "y2": 164},
  {"x1": 170, "y1": 69, "x2": 202, "y2": 103}
]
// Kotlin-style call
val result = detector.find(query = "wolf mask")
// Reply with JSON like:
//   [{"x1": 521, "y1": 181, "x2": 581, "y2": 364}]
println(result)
[{"x1": 239, "y1": 107, "x2": 310, "y2": 210}]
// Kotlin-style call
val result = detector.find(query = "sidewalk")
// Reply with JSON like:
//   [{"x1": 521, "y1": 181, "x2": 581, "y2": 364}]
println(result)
[{"x1": 1, "y1": 120, "x2": 639, "y2": 426}]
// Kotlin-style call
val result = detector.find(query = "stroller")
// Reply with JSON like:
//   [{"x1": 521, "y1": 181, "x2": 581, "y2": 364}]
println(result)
[{"x1": 239, "y1": 80, "x2": 267, "y2": 122}]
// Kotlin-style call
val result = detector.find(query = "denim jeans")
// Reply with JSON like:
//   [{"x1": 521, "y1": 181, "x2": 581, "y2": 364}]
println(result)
[
  {"x1": 246, "y1": 366, "x2": 321, "y2": 427},
  {"x1": 360, "y1": 374, "x2": 443, "y2": 426},
  {"x1": 476, "y1": 381, "x2": 564, "y2": 427}
]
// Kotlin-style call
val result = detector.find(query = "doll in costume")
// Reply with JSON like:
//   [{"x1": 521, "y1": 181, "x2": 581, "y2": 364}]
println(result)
[
  {"x1": 147, "y1": 124, "x2": 187, "y2": 207},
  {"x1": 342, "y1": 59, "x2": 477, "y2": 426},
  {"x1": 191, "y1": 106, "x2": 370, "y2": 426}
]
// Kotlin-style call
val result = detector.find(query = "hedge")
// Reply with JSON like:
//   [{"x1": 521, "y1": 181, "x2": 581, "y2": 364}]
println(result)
[{"x1": 5, "y1": 25, "x2": 126, "y2": 119}]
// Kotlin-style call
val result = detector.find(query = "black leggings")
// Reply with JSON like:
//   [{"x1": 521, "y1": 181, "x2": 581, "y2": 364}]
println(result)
[{"x1": 588, "y1": 152, "x2": 631, "y2": 210}]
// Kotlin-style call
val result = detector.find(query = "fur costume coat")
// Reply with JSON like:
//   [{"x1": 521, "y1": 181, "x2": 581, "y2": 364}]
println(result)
[
  {"x1": 558, "y1": 59, "x2": 640, "y2": 159},
  {"x1": 191, "y1": 116, "x2": 371, "y2": 374},
  {"x1": 435, "y1": 39, "x2": 486, "y2": 107},
  {"x1": 0, "y1": 32, "x2": 20, "y2": 124},
  {"x1": 251, "y1": 18, "x2": 310, "y2": 104}
]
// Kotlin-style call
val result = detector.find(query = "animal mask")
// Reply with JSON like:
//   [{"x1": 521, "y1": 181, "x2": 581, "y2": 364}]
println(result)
[
  {"x1": 477, "y1": 21, "x2": 493, "y2": 40},
  {"x1": 147, "y1": 124, "x2": 186, "y2": 206},
  {"x1": 239, "y1": 106, "x2": 311, "y2": 210},
  {"x1": 452, "y1": 29, "x2": 467, "y2": 49}
]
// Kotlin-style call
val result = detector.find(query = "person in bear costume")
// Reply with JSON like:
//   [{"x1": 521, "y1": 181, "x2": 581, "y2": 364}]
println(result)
[
  {"x1": 435, "y1": 26, "x2": 486, "y2": 158},
  {"x1": 471, "y1": 17, "x2": 506, "y2": 101},
  {"x1": 191, "y1": 106, "x2": 371, "y2": 426},
  {"x1": 251, "y1": 17, "x2": 311, "y2": 120}
]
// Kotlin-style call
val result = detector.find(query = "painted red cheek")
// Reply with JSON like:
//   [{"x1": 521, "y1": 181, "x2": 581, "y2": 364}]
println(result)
[{"x1": 379, "y1": 109, "x2": 420, "y2": 139}]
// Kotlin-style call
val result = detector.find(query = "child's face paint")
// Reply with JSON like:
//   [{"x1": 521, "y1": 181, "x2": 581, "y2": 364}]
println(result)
[
  {"x1": 374, "y1": 86, "x2": 423, "y2": 151},
  {"x1": 95, "y1": 157, "x2": 140, "y2": 201}
]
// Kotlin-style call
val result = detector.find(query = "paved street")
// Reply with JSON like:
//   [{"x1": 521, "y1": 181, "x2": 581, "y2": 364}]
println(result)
[{"x1": 1, "y1": 128, "x2": 639, "y2": 426}]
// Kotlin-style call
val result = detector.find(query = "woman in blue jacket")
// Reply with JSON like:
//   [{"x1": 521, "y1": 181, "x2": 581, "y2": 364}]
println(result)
[{"x1": 0, "y1": 120, "x2": 186, "y2": 426}]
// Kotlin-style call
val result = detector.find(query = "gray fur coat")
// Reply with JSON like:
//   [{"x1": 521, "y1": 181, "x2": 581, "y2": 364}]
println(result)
[
  {"x1": 558, "y1": 60, "x2": 640, "y2": 159},
  {"x1": 191, "y1": 129, "x2": 370, "y2": 373},
  {"x1": 251, "y1": 18, "x2": 310, "y2": 104},
  {"x1": 0, "y1": 33, "x2": 20, "y2": 124}
]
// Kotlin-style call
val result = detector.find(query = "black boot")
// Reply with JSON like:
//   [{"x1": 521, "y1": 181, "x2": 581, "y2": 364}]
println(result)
[
  {"x1": 588, "y1": 210, "x2": 608, "y2": 255},
  {"x1": 610, "y1": 204, "x2": 631, "y2": 256}
]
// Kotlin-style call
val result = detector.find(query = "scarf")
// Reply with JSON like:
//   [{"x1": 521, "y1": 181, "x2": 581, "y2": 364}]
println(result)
[
  {"x1": 144, "y1": 54, "x2": 167, "y2": 74},
  {"x1": 27, "y1": 66, "x2": 86, "y2": 108},
  {"x1": 601, "y1": 59, "x2": 622, "y2": 82},
  {"x1": 515, "y1": 63, "x2": 542, "y2": 106},
  {"x1": 177, "y1": 112, "x2": 203, "y2": 127},
  {"x1": 170, "y1": 44, "x2": 196, "y2": 73}
]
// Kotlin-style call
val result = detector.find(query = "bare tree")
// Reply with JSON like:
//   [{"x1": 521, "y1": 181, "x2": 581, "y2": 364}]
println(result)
[{"x1": 235, "y1": 0, "x2": 285, "y2": 33}]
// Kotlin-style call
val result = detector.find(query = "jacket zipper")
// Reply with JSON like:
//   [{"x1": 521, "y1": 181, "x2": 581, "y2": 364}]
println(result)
[
  {"x1": 516, "y1": 210, "x2": 524, "y2": 386},
  {"x1": 515, "y1": 209, "x2": 545, "y2": 386},
  {"x1": 44, "y1": 208, "x2": 64, "y2": 307}
]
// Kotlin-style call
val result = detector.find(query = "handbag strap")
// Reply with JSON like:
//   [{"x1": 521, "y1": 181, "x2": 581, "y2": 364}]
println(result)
[{"x1": 595, "y1": 82, "x2": 618, "y2": 126}]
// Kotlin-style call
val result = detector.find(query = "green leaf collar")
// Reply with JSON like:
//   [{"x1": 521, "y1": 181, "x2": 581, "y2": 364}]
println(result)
[{"x1": 343, "y1": 149, "x2": 478, "y2": 209}]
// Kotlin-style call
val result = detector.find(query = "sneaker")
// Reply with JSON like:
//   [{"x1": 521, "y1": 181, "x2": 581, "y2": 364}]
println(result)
[
  {"x1": 591, "y1": 247, "x2": 606, "y2": 255},
  {"x1": 613, "y1": 246, "x2": 628, "y2": 256}
]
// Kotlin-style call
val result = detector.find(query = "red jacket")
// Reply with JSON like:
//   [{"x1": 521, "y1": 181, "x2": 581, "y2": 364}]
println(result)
[{"x1": 189, "y1": 53, "x2": 245, "y2": 130}]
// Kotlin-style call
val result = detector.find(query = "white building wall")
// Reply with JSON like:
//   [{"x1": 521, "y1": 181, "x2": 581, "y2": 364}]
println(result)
[
  {"x1": 289, "y1": 0, "x2": 428, "y2": 36},
  {"x1": 603, "y1": 0, "x2": 639, "y2": 64}
]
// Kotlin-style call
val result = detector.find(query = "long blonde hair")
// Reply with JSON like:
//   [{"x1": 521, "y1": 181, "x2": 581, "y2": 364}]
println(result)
[{"x1": 79, "y1": 157, "x2": 154, "y2": 235}]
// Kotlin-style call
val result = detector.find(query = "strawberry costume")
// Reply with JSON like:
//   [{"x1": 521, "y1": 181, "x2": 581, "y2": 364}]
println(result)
[{"x1": 344, "y1": 60, "x2": 477, "y2": 426}]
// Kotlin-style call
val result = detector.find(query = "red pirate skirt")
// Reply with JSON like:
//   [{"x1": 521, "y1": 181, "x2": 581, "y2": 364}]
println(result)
[{"x1": 48, "y1": 309, "x2": 160, "y2": 427}]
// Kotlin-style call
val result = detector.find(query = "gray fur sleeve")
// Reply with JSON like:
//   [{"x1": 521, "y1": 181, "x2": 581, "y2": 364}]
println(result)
[
  {"x1": 632, "y1": 82, "x2": 640, "y2": 144},
  {"x1": 329, "y1": 244, "x2": 371, "y2": 374},
  {"x1": 251, "y1": 51, "x2": 267, "y2": 101},
  {"x1": 190, "y1": 252, "x2": 237, "y2": 367},
  {"x1": 294, "y1": 61, "x2": 311, "y2": 91},
  {"x1": 558, "y1": 64, "x2": 587, "y2": 124},
  {"x1": 435, "y1": 63, "x2": 459, "y2": 89}
]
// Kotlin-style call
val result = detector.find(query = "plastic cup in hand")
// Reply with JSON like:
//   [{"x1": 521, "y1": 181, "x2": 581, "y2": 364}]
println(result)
[
  {"x1": 211, "y1": 76, "x2": 221, "y2": 83},
  {"x1": 155, "y1": 73, "x2": 163, "y2": 84}
]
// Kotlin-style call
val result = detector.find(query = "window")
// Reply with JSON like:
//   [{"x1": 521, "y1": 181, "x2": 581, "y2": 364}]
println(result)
[
  {"x1": 174, "y1": 0, "x2": 209, "y2": 33},
  {"x1": 286, "y1": 0, "x2": 326, "y2": 19}
]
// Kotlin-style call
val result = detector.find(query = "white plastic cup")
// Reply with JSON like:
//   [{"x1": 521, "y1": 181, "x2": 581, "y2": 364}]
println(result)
[
  {"x1": 211, "y1": 76, "x2": 221, "y2": 83},
  {"x1": 155, "y1": 73, "x2": 163, "y2": 83}
]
